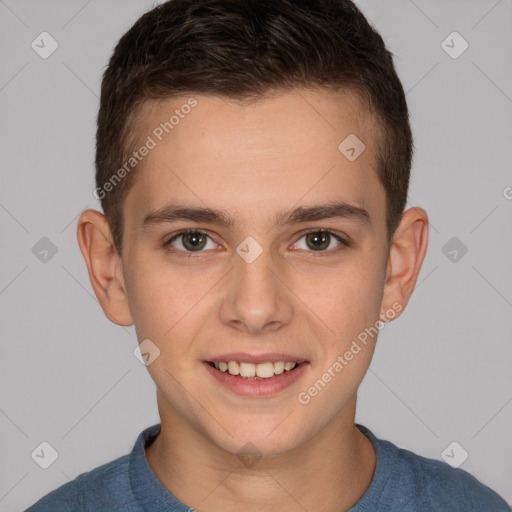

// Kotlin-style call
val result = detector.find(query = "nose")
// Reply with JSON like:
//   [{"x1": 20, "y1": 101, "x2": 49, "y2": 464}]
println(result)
[{"x1": 219, "y1": 244, "x2": 293, "y2": 334}]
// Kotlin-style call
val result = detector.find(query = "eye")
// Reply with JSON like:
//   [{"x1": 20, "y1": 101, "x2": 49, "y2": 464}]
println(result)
[
  {"x1": 164, "y1": 230, "x2": 218, "y2": 255},
  {"x1": 292, "y1": 229, "x2": 348, "y2": 254},
  {"x1": 163, "y1": 228, "x2": 349, "y2": 258}
]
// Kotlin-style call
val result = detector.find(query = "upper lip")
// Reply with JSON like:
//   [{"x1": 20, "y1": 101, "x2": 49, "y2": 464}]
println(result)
[{"x1": 205, "y1": 352, "x2": 309, "y2": 364}]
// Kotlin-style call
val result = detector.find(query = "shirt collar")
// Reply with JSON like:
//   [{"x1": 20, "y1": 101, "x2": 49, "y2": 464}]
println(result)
[
  {"x1": 129, "y1": 423, "x2": 191, "y2": 511},
  {"x1": 128, "y1": 422, "x2": 387, "y2": 511}
]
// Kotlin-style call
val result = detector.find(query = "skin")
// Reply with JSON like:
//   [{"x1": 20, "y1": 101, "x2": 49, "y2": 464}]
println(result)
[{"x1": 77, "y1": 87, "x2": 428, "y2": 512}]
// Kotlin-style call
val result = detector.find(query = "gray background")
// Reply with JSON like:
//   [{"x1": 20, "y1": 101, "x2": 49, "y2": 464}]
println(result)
[{"x1": 1, "y1": 0, "x2": 511, "y2": 509}]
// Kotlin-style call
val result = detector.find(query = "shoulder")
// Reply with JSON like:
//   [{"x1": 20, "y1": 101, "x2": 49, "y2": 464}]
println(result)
[
  {"x1": 25, "y1": 454, "x2": 140, "y2": 512},
  {"x1": 395, "y1": 445, "x2": 510, "y2": 511},
  {"x1": 356, "y1": 425, "x2": 511, "y2": 512}
]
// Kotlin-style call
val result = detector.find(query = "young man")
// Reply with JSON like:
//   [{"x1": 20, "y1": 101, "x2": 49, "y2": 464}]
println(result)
[{"x1": 27, "y1": 0, "x2": 510, "y2": 511}]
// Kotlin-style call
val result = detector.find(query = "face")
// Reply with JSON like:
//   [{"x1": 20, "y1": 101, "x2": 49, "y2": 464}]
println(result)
[{"x1": 119, "y1": 88, "x2": 393, "y2": 457}]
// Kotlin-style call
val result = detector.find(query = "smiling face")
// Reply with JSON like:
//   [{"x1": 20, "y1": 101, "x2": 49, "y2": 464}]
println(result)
[
  {"x1": 77, "y1": 85, "x2": 419, "y2": 465},
  {"x1": 112, "y1": 87, "x2": 393, "y2": 456}
]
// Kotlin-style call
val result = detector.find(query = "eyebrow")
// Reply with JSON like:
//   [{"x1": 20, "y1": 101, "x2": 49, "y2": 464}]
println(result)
[{"x1": 141, "y1": 200, "x2": 370, "y2": 229}]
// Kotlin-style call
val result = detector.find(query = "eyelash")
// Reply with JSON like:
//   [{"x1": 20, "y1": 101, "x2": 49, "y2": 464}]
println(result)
[{"x1": 163, "y1": 228, "x2": 350, "y2": 258}]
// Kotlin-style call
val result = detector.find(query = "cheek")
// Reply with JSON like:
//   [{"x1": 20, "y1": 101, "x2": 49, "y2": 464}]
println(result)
[
  {"x1": 125, "y1": 263, "x2": 183, "y2": 338},
  {"x1": 295, "y1": 269, "x2": 382, "y2": 411},
  {"x1": 126, "y1": 259, "x2": 219, "y2": 349},
  {"x1": 292, "y1": 257, "x2": 384, "y2": 337}
]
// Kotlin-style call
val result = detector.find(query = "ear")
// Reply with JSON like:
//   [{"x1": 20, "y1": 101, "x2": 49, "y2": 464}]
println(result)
[
  {"x1": 380, "y1": 207, "x2": 429, "y2": 321},
  {"x1": 76, "y1": 209, "x2": 133, "y2": 326}
]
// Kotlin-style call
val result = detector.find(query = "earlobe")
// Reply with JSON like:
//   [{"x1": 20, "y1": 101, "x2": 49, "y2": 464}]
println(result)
[
  {"x1": 76, "y1": 209, "x2": 133, "y2": 326},
  {"x1": 380, "y1": 207, "x2": 429, "y2": 321}
]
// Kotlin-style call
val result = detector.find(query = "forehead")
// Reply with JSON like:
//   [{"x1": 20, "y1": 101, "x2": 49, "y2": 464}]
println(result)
[{"x1": 123, "y1": 87, "x2": 385, "y2": 231}]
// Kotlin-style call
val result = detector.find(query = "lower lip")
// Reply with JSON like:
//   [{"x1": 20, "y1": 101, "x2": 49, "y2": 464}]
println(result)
[{"x1": 203, "y1": 362, "x2": 309, "y2": 397}]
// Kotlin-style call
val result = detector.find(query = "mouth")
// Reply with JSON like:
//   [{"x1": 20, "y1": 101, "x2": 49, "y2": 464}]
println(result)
[
  {"x1": 203, "y1": 356, "x2": 310, "y2": 397},
  {"x1": 206, "y1": 360, "x2": 306, "y2": 379}
]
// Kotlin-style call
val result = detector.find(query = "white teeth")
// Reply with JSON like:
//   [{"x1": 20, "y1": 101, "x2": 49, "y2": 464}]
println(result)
[
  {"x1": 227, "y1": 360, "x2": 240, "y2": 375},
  {"x1": 212, "y1": 360, "x2": 299, "y2": 379},
  {"x1": 239, "y1": 362, "x2": 256, "y2": 377},
  {"x1": 273, "y1": 361, "x2": 285, "y2": 375},
  {"x1": 256, "y1": 362, "x2": 275, "y2": 378}
]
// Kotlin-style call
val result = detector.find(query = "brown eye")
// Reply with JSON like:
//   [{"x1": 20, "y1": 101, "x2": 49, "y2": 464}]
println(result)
[
  {"x1": 181, "y1": 232, "x2": 207, "y2": 251},
  {"x1": 305, "y1": 231, "x2": 331, "y2": 251},
  {"x1": 293, "y1": 229, "x2": 347, "y2": 254},
  {"x1": 165, "y1": 230, "x2": 216, "y2": 253}
]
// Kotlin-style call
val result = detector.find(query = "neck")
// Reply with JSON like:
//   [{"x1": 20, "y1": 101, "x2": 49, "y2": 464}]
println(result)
[{"x1": 145, "y1": 396, "x2": 376, "y2": 512}]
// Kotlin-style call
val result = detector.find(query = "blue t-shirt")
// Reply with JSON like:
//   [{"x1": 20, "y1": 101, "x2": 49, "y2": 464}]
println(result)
[{"x1": 26, "y1": 423, "x2": 510, "y2": 512}]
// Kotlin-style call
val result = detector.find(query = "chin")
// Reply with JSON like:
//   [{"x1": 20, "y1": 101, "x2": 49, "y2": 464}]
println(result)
[{"x1": 206, "y1": 417, "x2": 310, "y2": 461}]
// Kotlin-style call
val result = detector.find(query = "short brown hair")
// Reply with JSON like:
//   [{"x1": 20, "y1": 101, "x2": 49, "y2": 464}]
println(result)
[{"x1": 95, "y1": 0, "x2": 412, "y2": 255}]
